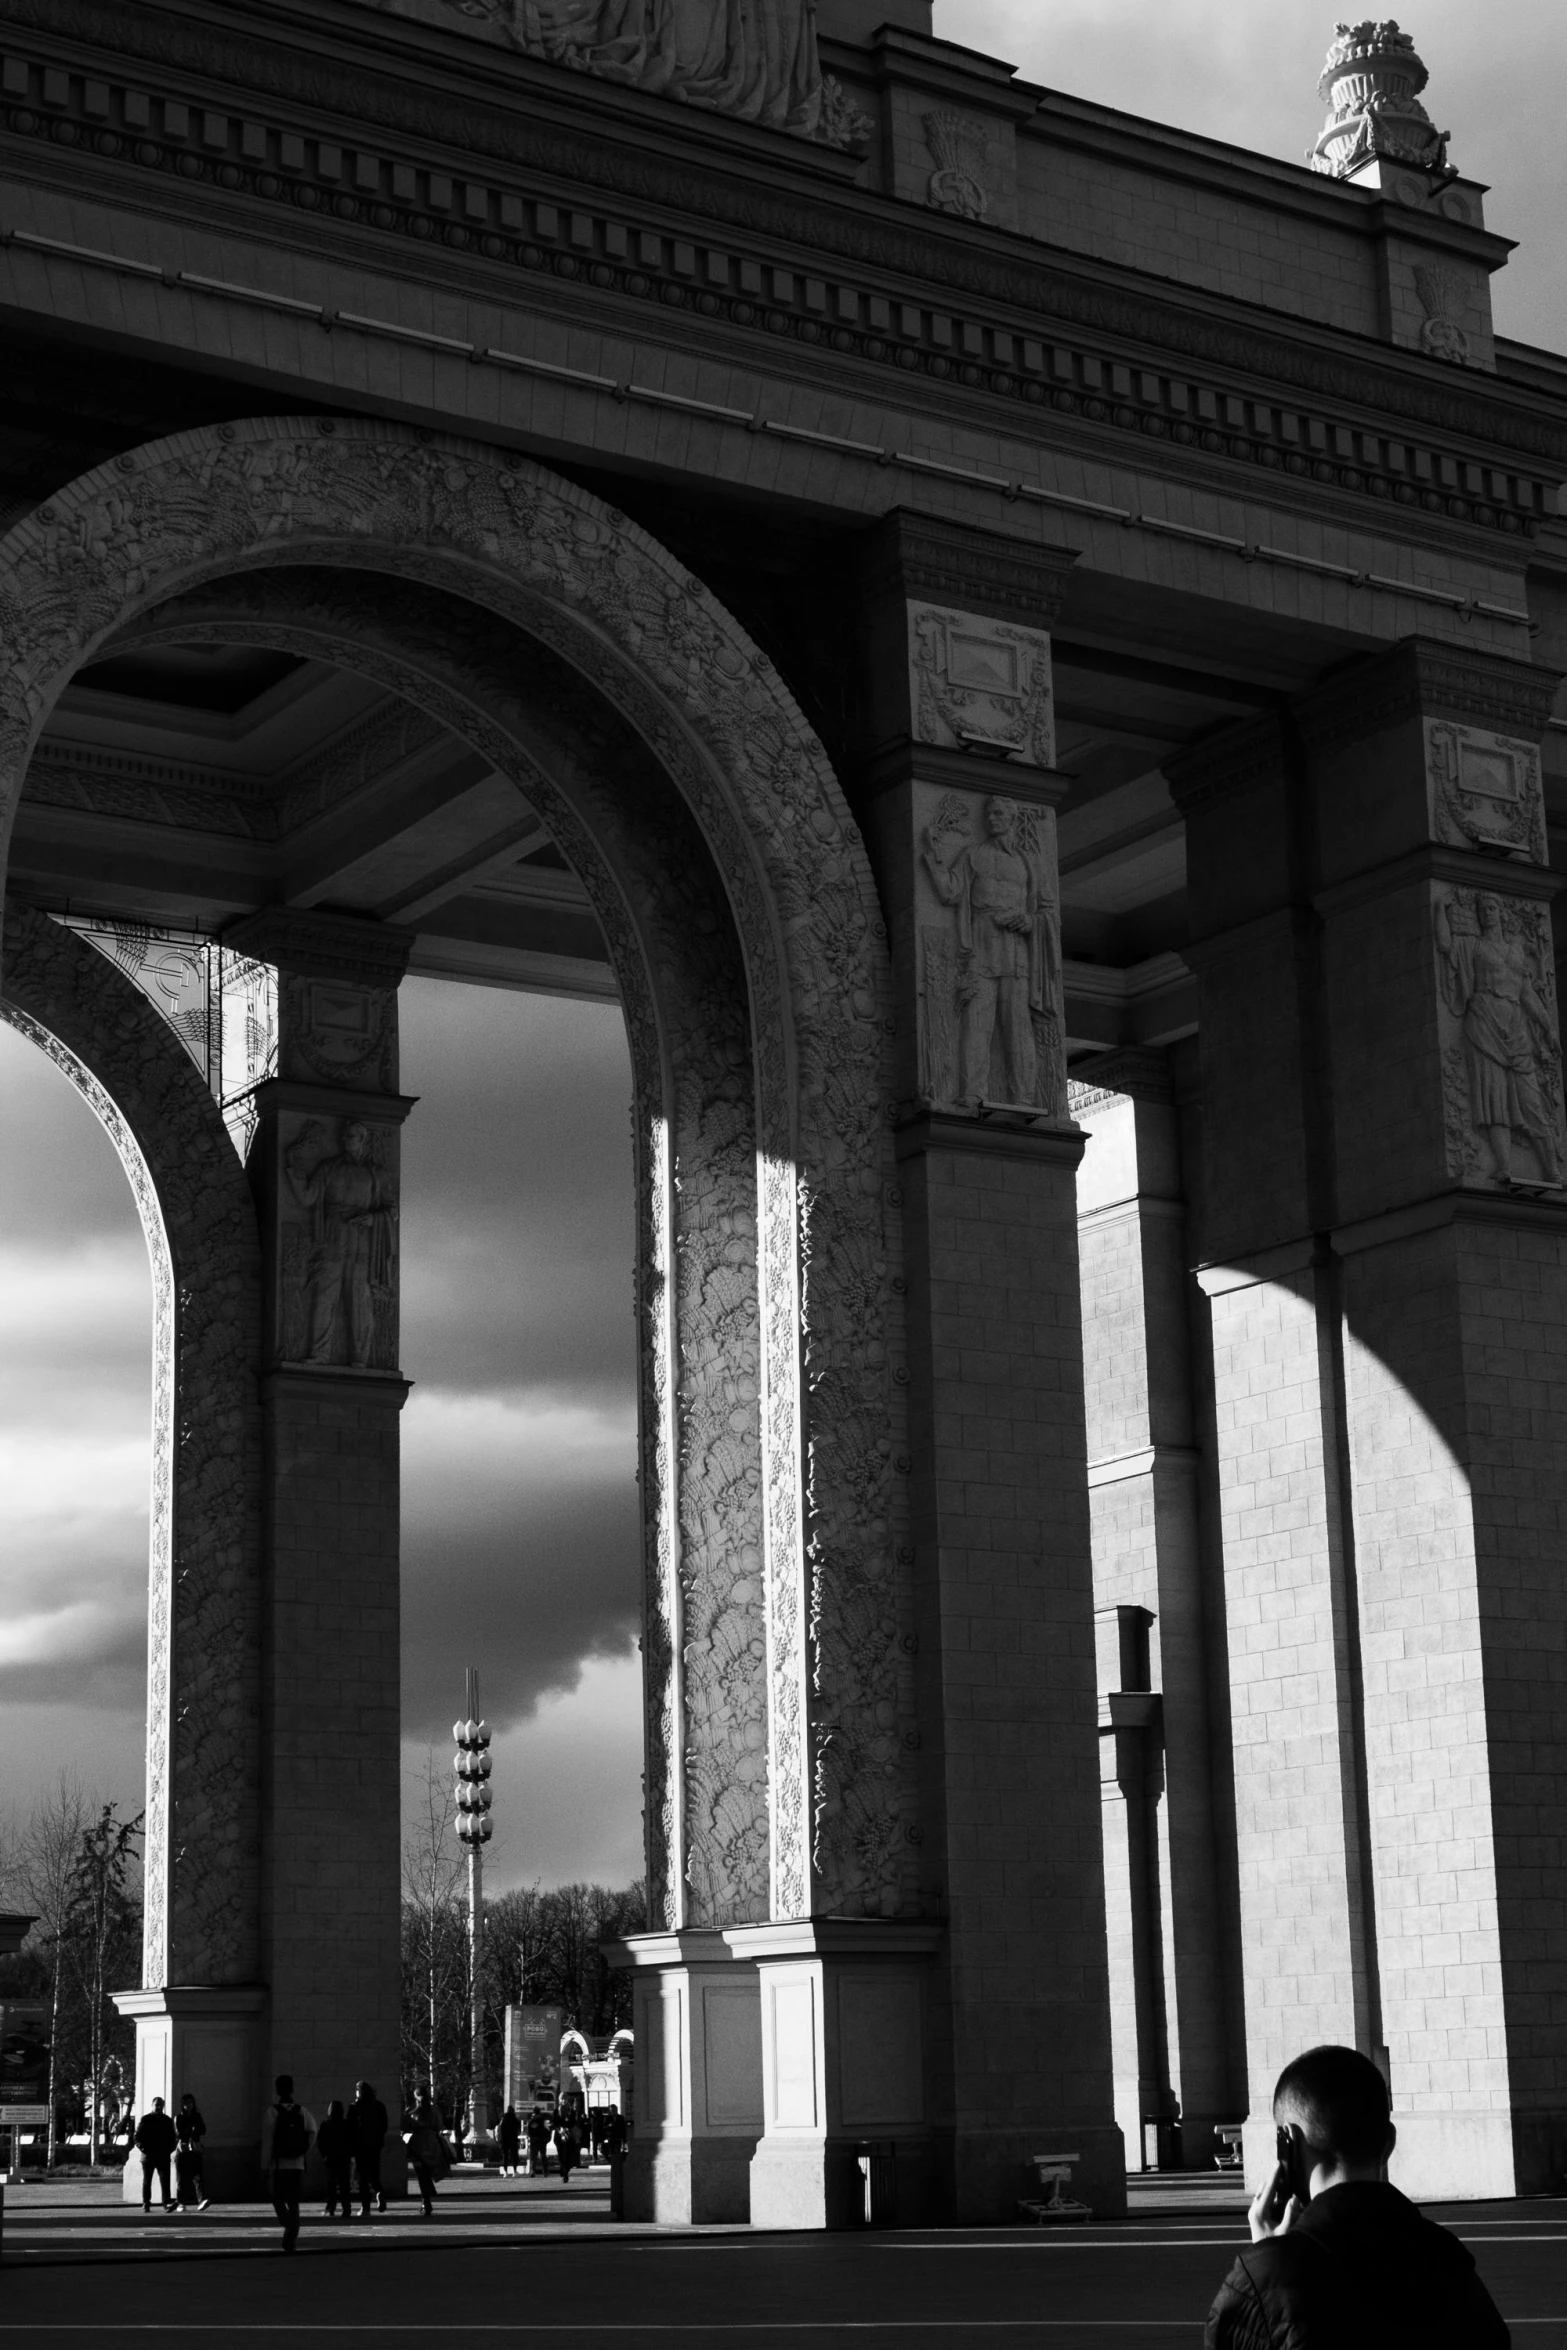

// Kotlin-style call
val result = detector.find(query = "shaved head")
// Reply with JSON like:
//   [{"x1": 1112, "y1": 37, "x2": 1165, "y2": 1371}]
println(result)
[{"x1": 1273, "y1": 2044, "x2": 1392, "y2": 2165}]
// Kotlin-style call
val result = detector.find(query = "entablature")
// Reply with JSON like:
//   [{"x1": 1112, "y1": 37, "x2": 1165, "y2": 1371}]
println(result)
[{"x1": 0, "y1": 0, "x2": 1559, "y2": 547}]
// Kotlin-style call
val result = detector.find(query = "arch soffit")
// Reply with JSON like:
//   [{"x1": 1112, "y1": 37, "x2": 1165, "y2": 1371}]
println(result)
[
  {"x1": 0, "y1": 421, "x2": 911, "y2": 1918},
  {"x1": 0, "y1": 898, "x2": 263, "y2": 1992}
]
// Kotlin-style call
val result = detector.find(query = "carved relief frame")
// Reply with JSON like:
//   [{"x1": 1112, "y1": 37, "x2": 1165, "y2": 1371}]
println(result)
[{"x1": 0, "y1": 420, "x2": 915, "y2": 1935}]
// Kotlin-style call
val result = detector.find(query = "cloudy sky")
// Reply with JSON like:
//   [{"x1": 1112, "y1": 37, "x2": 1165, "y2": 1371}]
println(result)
[
  {"x1": 2, "y1": 0, "x2": 1564, "y2": 1897},
  {"x1": 0, "y1": 982, "x2": 644, "y2": 1892}
]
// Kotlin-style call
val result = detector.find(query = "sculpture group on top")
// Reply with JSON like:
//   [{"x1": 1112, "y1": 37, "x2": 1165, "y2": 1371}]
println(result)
[{"x1": 355, "y1": 0, "x2": 839, "y2": 141}]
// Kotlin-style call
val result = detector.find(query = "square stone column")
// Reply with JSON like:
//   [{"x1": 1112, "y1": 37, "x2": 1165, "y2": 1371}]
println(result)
[
  {"x1": 224, "y1": 907, "x2": 414, "y2": 2176},
  {"x1": 1170, "y1": 638, "x2": 1567, "y2": 2197},
  {"x1": 847, "y1": 512, "x2": 1124, "y2": 2219},
  {"x1": 605, "y1": 1931, "x2": 764, "y2": 2223}
]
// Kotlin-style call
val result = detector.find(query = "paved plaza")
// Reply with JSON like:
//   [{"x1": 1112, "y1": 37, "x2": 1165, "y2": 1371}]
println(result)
[{"x1": 2, "y1": 2175, "x2": 1563, "y2": 2348}]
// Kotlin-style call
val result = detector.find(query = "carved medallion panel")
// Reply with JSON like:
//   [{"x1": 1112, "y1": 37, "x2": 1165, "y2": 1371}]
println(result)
[
  {"x1": 907, "y1": 602, "x2": 1055, "y2": 769},
  {"x1": 1433, "y1": 884, "x2": 1566, "y2": 1191},
  {"x1": 1425, "y1": 719, "x2": 1547, "y2": 865}
]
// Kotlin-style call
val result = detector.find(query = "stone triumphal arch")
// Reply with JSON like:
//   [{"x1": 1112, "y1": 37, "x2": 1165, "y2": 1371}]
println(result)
[{"x1": 0, "y1": 0, "x2": 1565, "y2": 2222}]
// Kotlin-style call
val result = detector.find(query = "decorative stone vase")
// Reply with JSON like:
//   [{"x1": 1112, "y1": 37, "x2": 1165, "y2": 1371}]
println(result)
[{"x1": 1309, "y1": 19, "x2": 1450, "y2": 179}]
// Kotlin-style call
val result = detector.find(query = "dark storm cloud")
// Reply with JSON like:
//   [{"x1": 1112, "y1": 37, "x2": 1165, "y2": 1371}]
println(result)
[
  {"x1": 0, "y1": 1020, "x2": 152, "y2": 1720},
  {"x1": 398, "y1": 978, "x2": 635, "y2": 1404},
  {"x1": 396, "y1": 981, "x2": 641, "y2": 1745},
  {"x1": 0, "y1": 1018, "x2": 157, "y2": 1252}
]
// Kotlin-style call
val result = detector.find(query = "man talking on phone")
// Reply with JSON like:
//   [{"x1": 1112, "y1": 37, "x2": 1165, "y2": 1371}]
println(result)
[{"x1": 1205, "y1": 2045, "x2": 1509, "y2": 2347}]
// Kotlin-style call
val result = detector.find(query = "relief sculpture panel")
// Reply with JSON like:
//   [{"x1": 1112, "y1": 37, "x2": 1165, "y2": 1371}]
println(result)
[
  {"x1": 916, "y1": 786, "x2": 1066, "y2": 1119},
  {"x1": 278, "y1": 1114, "x2": 401, "y2": 1370},
  {"x1": 1425, "y1": 718, "x2": 1546, "y2": 864},
  {"x1": 907, "y1": 602, "x2": 1055, "y2": 768},
  {"x1": 277, "y1": 970, "x2": 399, "y2": 1092},
  {"x1": 1434, "y1": 886, "x2": 1565, "y2": 1190}
]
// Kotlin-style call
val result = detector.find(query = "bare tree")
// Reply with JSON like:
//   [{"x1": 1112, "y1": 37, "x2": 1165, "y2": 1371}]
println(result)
[
  {"x1": 401, "y1": 1749, "x2": 465, "y2": 2122},
  {"x1": 17, "y1": 1773, "x2": 90, "y2": 2167},
  {"x1": 63, "y1": 1804, "x2": 143, "y2": 2165}
]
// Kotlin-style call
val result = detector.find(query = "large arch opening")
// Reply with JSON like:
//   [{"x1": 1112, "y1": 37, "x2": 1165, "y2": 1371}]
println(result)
[{"x1": 0, "y1": 418, "x2": 913, "y2": 2209}]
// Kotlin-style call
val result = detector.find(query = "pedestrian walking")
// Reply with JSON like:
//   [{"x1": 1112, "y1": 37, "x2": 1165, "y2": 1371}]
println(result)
[
  {"x1": 405, "y1": 2095, "x2": 451, "y2": 2215},
  {"x1": 133, "y1": 2097, "x2": 178, "y2": 2212},
  {"x1": 350, "y1": 2078, "x2": 390, "y2": 2215},
  {"x1": 172, "y1": 2093, "x2": 209, "y2": 2211},
  {"x1": 498, "y1": 2104, "x2": 522, "y2": 2177},
  {"x1": 261, "y1": 2072, "x2": 317, "y2": 2253},
  {"x1": 553, "y1": 2112, "x2": 583, "y2": 2183},
  {"x1": 318, "y1": 2098, "x2": 354, "y2": 2219},
  {"x1": 526, "y1": 2108, "x2": 551, "y2": 2177}
]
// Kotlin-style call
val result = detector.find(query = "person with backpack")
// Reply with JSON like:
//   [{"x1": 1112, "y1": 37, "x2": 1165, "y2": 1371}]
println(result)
[
  {"x1": 1205, "y1": 2045, "x2": 1510, "y2": 2348},
  {"x1": 350, "y1": 2078, "x2": 390, "y2": 2216},
  {"x1": 132, "y1": 2096, "x2": 178, "y2": 2213},
  {"x1": 172, "y1": 2093, "x2": 209, "y2": 2211},
  {"x1": 317, "y1": 2098, "x2": 354, "y2": 2219},
  {"x1": 261, "y1": 2072, "x2": 317, "y2": 2253}
]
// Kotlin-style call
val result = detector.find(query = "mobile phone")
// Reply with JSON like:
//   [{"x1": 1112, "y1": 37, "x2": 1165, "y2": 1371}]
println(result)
[{"x1": 1273, "y1": 2124, "x2": 1300, "y2": 2213}]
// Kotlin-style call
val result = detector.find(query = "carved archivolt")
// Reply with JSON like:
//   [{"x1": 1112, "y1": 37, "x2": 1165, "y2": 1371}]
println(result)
[
  {"x1": 0, "y1": 900, "x2": 263, "y2": 1989},
  {"x1": 0, "y1": 426, "x2": 912, "y2": 1923}
]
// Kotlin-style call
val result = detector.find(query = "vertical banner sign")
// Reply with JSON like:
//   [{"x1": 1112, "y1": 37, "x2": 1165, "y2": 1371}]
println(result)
[
  {"x1": 503, "y1": 2005, "x2": 564, "y2": 2108},
  {"x1": 0, "y1": 2002, "x2": 50, "y2": 2124}
]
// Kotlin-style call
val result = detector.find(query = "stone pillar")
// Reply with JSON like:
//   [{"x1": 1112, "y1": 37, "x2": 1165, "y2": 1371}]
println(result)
[
  {"x1": 1170, "y1": 638, "x2": 1567, "y2": 2198},
  {"x1": 1073, "y1": 1065, "x2": 1239, "y2": 2167},
  {"x1": 843, "y1": 512, "x2": 1124, "y2": 2220},
  {"x1": 225, "y1": 906, "x2": 414, "y2": 2176}
]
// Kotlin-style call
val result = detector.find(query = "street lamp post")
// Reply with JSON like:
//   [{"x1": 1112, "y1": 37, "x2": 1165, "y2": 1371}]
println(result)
[{"x1": 454, "y1": 1669, "x2": 493, "y2": 2153}]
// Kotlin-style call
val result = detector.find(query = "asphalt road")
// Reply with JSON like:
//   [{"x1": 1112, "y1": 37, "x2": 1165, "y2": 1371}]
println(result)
[{"x1": 2, "y1": 2174, "x2": 1562, "y2": 2348}]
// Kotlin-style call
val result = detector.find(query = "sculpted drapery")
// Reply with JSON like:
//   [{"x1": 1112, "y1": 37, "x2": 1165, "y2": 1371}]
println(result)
[{"x1": 364, "y1": 0, "x2": 823, "y2": 134}]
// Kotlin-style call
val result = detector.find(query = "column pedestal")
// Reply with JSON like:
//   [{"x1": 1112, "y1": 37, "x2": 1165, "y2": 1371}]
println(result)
[
  {"x1": 112, "y1": 1986, "x2": 266, "y2": 2202},
  {"x1": 735, "y1": 1921, "x2": 942, "y2": 2231},
  {"x1": 607, "y1": 1932, "x2": 764, "y2": 2224}
]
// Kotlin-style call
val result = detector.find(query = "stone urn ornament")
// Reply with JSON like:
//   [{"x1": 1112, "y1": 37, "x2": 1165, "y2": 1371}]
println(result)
[{"x1": 1309, "y1": 19, "x2": 1454, "y2": 180}]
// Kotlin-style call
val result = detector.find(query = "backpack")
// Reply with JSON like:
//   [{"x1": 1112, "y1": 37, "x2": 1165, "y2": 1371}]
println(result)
[{"x1": 272, "y1": 2102, "x2": 308, "y2": 2161}]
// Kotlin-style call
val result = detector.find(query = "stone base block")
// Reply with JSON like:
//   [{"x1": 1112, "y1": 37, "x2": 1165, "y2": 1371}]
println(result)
[
  {"x1": 622, "y1": 2134, "x2": 756, "y2": 2224},
  {"x1": 113, "y1": 1985, "x2": 266, "y2": 2204}
]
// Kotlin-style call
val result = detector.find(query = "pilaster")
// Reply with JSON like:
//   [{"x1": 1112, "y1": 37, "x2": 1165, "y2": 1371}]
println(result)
[
  {"x1": 847, "y1": 510, "x2": 1121, "y2": 2217},
  {"x1": 224, "y1": 907, "x2": 414, "y2": 2164},
  {"x1": 1171, "y1": 638, "x2": 1567, "y2": 2197}
]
